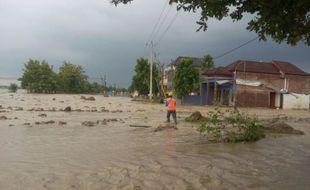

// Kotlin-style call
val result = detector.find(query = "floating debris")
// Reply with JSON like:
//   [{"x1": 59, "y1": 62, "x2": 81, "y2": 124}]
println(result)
[
  {"x1": 38, "y1": 113, "x2": 47, "y2": 117},
  {"x1": 64, "y1": 106, "x2": 71, "y2": 112},
  {"x1": 185, "y1": 111, "x2": 204, "y2": 122},
  {"x1": 0, "y1": 116, "x2": 8, "y2": 120},
  {"x1": 264, "y1": 121, "x2": 305, "y2": 135},
  {"x1": 154, "y1": 124, "x2": 178, "y2": 132},
  {"x1": 129, "y1": 125, "x2": 152, "y2": 128},
  {"x1": 82, "y1": 121, "x2": 96, "y2": 127}
]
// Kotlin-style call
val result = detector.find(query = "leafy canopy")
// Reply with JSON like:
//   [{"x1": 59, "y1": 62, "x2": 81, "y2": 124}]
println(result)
[
  {"x1": 174, "y1": 58, "x2": 199, "y2": 98},
  {"x1": 129, "y1": 58, "x2": 160, "y2": 96},
  {"x1": 57, "y1": 62, "x2": 88, "y2": 93},
  {"x1": 20, "y1": 59, "x2": 57, "y2": 93},
  {"x1": 19, "y1": 59, "x2": 104, "y2": 94},
  {"x1": 201, "y1": 54, "x2": 214, "y2": 71},
  {"x1": 111, "y1": 0, "x2": 310, "y2": 45}
]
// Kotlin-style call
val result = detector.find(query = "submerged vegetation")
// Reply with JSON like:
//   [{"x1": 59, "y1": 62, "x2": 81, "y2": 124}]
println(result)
[{"x1": 187, "y1": 108, "x2": 265, "y2": 143}]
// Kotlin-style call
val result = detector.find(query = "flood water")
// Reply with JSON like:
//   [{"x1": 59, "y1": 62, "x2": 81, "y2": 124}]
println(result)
[{"x1": 0, "y1": 94, "x2": 310, "y2": 190}]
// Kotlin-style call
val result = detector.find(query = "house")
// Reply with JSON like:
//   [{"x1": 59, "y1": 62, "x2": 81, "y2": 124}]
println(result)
[
  {"x1": 163, "y1": 56, "x2": 204, "y2": 105},
  {"x1": 163, "y1": 56, "x2": 204, "y2": 92},
  {"x1": 201, "y1": 60, "x2": 310, "y2": 109}
]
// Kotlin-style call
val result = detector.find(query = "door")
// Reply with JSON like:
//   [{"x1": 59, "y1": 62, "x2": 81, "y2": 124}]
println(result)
[{"x1": 270, "y1": 92, "x2": 276, "y2": 108}]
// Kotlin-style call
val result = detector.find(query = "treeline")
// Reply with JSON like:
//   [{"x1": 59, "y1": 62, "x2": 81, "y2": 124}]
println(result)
[{"x1": 19, "y1": 59, "x2": 105, "y2": 94}]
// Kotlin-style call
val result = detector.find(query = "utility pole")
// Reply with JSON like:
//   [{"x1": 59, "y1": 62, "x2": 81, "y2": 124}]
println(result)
[{"x1": 149, "y1": 41, "x2": 154, "y2": 100}]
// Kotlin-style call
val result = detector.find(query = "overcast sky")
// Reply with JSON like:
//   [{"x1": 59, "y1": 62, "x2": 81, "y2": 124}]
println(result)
[{"x1": 0, "y1": 0, "x2": 309, "y2": 87}]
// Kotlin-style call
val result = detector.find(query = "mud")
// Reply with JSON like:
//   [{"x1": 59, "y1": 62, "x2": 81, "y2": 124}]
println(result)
[
  {"x1": 185, "y1": 111, "x2": 204, "y2": 122},
  {"x1": 0, "y1": 92, "x2": 310, "y2": 189},
  {"x1": 264, "y1": 121, "x2": 305, "y2": 135}
]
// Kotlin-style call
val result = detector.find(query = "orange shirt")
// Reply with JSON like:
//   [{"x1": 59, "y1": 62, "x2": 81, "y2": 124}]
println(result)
[{"x1": 167, "y1": 98, "x2": 176, "y2": 111}]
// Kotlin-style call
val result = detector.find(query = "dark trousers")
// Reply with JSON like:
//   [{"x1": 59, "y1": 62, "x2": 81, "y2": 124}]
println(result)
[{"x1": 167, "y1": 110, "x2": 176, "y2": 122}]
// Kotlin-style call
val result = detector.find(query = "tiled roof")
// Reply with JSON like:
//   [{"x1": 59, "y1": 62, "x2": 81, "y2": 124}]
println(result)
[
  {"x1": 203, "y1": 67, "x2": 233, "y2": 77},
  {"x1": 272, "y1": 60, "x2": 309, "y2": 76},
  {"x1": 170, "y1": 56, "x2": 203, "y2": 67},
  {"x1": 225, "y1": 60, "x2": 310, "y2": 76},
  {"x1": 225, "y1": 60, "x2": 279, "y2": 74}
]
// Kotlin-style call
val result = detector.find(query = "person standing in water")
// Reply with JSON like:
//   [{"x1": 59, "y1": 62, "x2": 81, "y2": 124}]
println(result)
[{"x1": 165, "y1": 91, "x2": 177, "y2": 124}]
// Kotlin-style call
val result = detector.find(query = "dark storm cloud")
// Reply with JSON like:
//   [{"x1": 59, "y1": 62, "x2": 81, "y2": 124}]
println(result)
[{"x1": 0, "y1": 0, "x2": 309, "y2": 87}]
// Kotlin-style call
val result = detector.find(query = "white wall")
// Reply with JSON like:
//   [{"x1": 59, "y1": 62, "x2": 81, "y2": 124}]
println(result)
[{"x1": 283, "y1": 93, "x2": 310, "y2": 110}]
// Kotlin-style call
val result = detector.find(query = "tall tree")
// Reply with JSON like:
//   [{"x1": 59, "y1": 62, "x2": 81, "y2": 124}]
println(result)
[
  {"x1": 174, "y1": 59, "x2": 199, "y2": 99},
  {"x1": 57, "y1": 62, "x2": 88, "y2": 93},
  {"x1": 20, "y1": 59, "x2": 57, "y2": 93},
  {"x1": 111, "y1": 0, "x2": 310, "y2": 46},
  {"x1": 201, "y1": 54, "x2": 214, "y2": 71},
  {"x1": 130, "y1": 58, "x2": 160, "y2": 96}
]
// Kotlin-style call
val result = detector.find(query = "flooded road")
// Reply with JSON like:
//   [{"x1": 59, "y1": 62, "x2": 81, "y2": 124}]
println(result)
[{"x1": 0, "y1": 93, "x2": 310, "y2": 189}]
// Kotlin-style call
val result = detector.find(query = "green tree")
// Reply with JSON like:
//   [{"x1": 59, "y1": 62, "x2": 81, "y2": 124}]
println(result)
[
  {"x1": 20, "y1": 59, "x2": 57, "y2": 93},
  {"x1": 201, "y1": 54, "x2": 214, "y2": 71},
  {"x1": 130, "y1": 58, "x2": 160, "y2": 96},
  {"x1": 57, "y1": 62, "x2": 88, "y2": 93},
  {"x1": 112, "y1": 0, "x2": 310, "y2": 45},
  {"x1": 174, "y1": 59, "x2": 199, "y2": 99},
  {"x1": 8, "y1": 83, "x2": 18, "y2": 93}
]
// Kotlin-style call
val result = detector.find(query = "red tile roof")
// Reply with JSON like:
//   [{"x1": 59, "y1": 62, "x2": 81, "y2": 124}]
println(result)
[
  {"x1": 225, "y1": 60, "x2": 310, "y2": 76},
  {"x1": 225, "y1": 60, "x2": 279, "y2": 74},
  {"x1": 272, "y1": 60, "x2": 309, "y2": 76},
  {"x1": 203, "y1": 67, "x2": 233, "y2": 77}
]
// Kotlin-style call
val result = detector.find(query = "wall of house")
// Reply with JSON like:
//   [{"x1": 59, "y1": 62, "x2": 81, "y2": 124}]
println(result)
[
  {"x1": 282, "y1": 93, "x2": 310, "y2": 110},
  {"x1": 235, "y1": 85, "x2": 271, "y2": 108},
  {"x1": 182, "y1": 95, "x2": 201, "y2": 105},
  {"x1": 236, "y1": 72, "x2": 310, "y2": 94},
  {"x1": 286, "y1": 75, "x2": 310, "y2": 94},
  {"x1": 235, "y1": 72, "x2": 310, "y2": 108},
  {"x1": 236, "y1": 72, "x2": 283, "y2": 88}
]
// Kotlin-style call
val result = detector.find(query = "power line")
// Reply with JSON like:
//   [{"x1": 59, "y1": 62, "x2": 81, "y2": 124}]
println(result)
[
  {"x1": 147, "y1": 0, "x2": 169, "y2": 43},
  {"x1": 156, "y1": 11, "x2": 179, "y2": 44},
  {"x1": 151, "y1": 5, "x2": 172, "y2": 41},
  {"x1": 214, "y1": 36, "x2": 259, "y2": 60}
]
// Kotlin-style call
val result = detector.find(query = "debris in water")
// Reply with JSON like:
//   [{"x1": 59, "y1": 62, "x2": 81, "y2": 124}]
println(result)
[
  {"x1": 64, "y1": 106, "x2": 71, "y2": 112},
  {"x1": 35, "y1": 120, "x2": 56, "y2": 125},
  {"x1": 154, "y1": 124, "x2": 178, "y2": 132},
  {"x1": 81, "y1": 96, "x2": 96, "y2": 101},
  {"x1": 82, "y1": 121, "x2": 96, "y2": 127},
  {"x1": 264, "y1": 121, "x2": 305, "y2": 135},
  {"x1": 58, "y1": 121, "x2": 67, "y2": 125},
  {"x1": 130, "y1": 125, "x2": 152, "y2": 128},
  {"x1": 38, "y1": 113, "x2": 47, "y2": 117},
  {"x1": 185, "y1": 111, "x2": 204, "y2": 122},
  {"x1": 0, "y1": 116, "x2": 8, "y2": 120}
]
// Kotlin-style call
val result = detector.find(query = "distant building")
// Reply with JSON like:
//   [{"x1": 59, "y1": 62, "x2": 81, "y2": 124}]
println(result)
[
  {"x1": 162, "y1": 56, "x2": 205, "y2": 105},
  {"x1": 201, "y1": 60, "x2": 310, "y2": 109}
]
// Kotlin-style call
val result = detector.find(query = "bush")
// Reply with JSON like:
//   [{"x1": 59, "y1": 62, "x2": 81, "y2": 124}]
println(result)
[
  {"x1": 197, "y1": 108, "x2": 265, "y2": 142},
  {"x1": 8, "y1": 83, "x2": 18, "y2": 93}
]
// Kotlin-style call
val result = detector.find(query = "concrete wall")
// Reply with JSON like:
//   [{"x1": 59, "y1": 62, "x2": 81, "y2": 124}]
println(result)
[
  {"x1": 283, "y1": 94, "x2": 310, "y2": 110},
  {"x1": 182, "y1": 95, "x2": 201, "y2": 105}
]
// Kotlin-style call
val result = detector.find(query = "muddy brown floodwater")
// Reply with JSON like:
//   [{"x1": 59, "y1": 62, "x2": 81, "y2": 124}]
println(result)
[{"x1": 0, "y1": 93, "x2": 310, "y2": 190}]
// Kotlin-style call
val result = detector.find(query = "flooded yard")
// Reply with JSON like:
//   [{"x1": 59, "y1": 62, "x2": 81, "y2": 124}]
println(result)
[{"x1": 0, "y1": 93, "x2": 310, "y2": 190}]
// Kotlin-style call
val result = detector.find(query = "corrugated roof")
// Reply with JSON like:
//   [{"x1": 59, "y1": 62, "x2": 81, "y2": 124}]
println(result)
[{"x1": 170, "y1": 56, "x2": 203, "y2": 67}]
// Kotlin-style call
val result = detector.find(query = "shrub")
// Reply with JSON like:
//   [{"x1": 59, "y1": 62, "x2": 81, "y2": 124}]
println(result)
[
  {"x1": 8, "y1": 83, "x2": 18, "y2": 93},
  {"x1": 197, "y1": 108, "x2": 265, "y2": 142}
]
